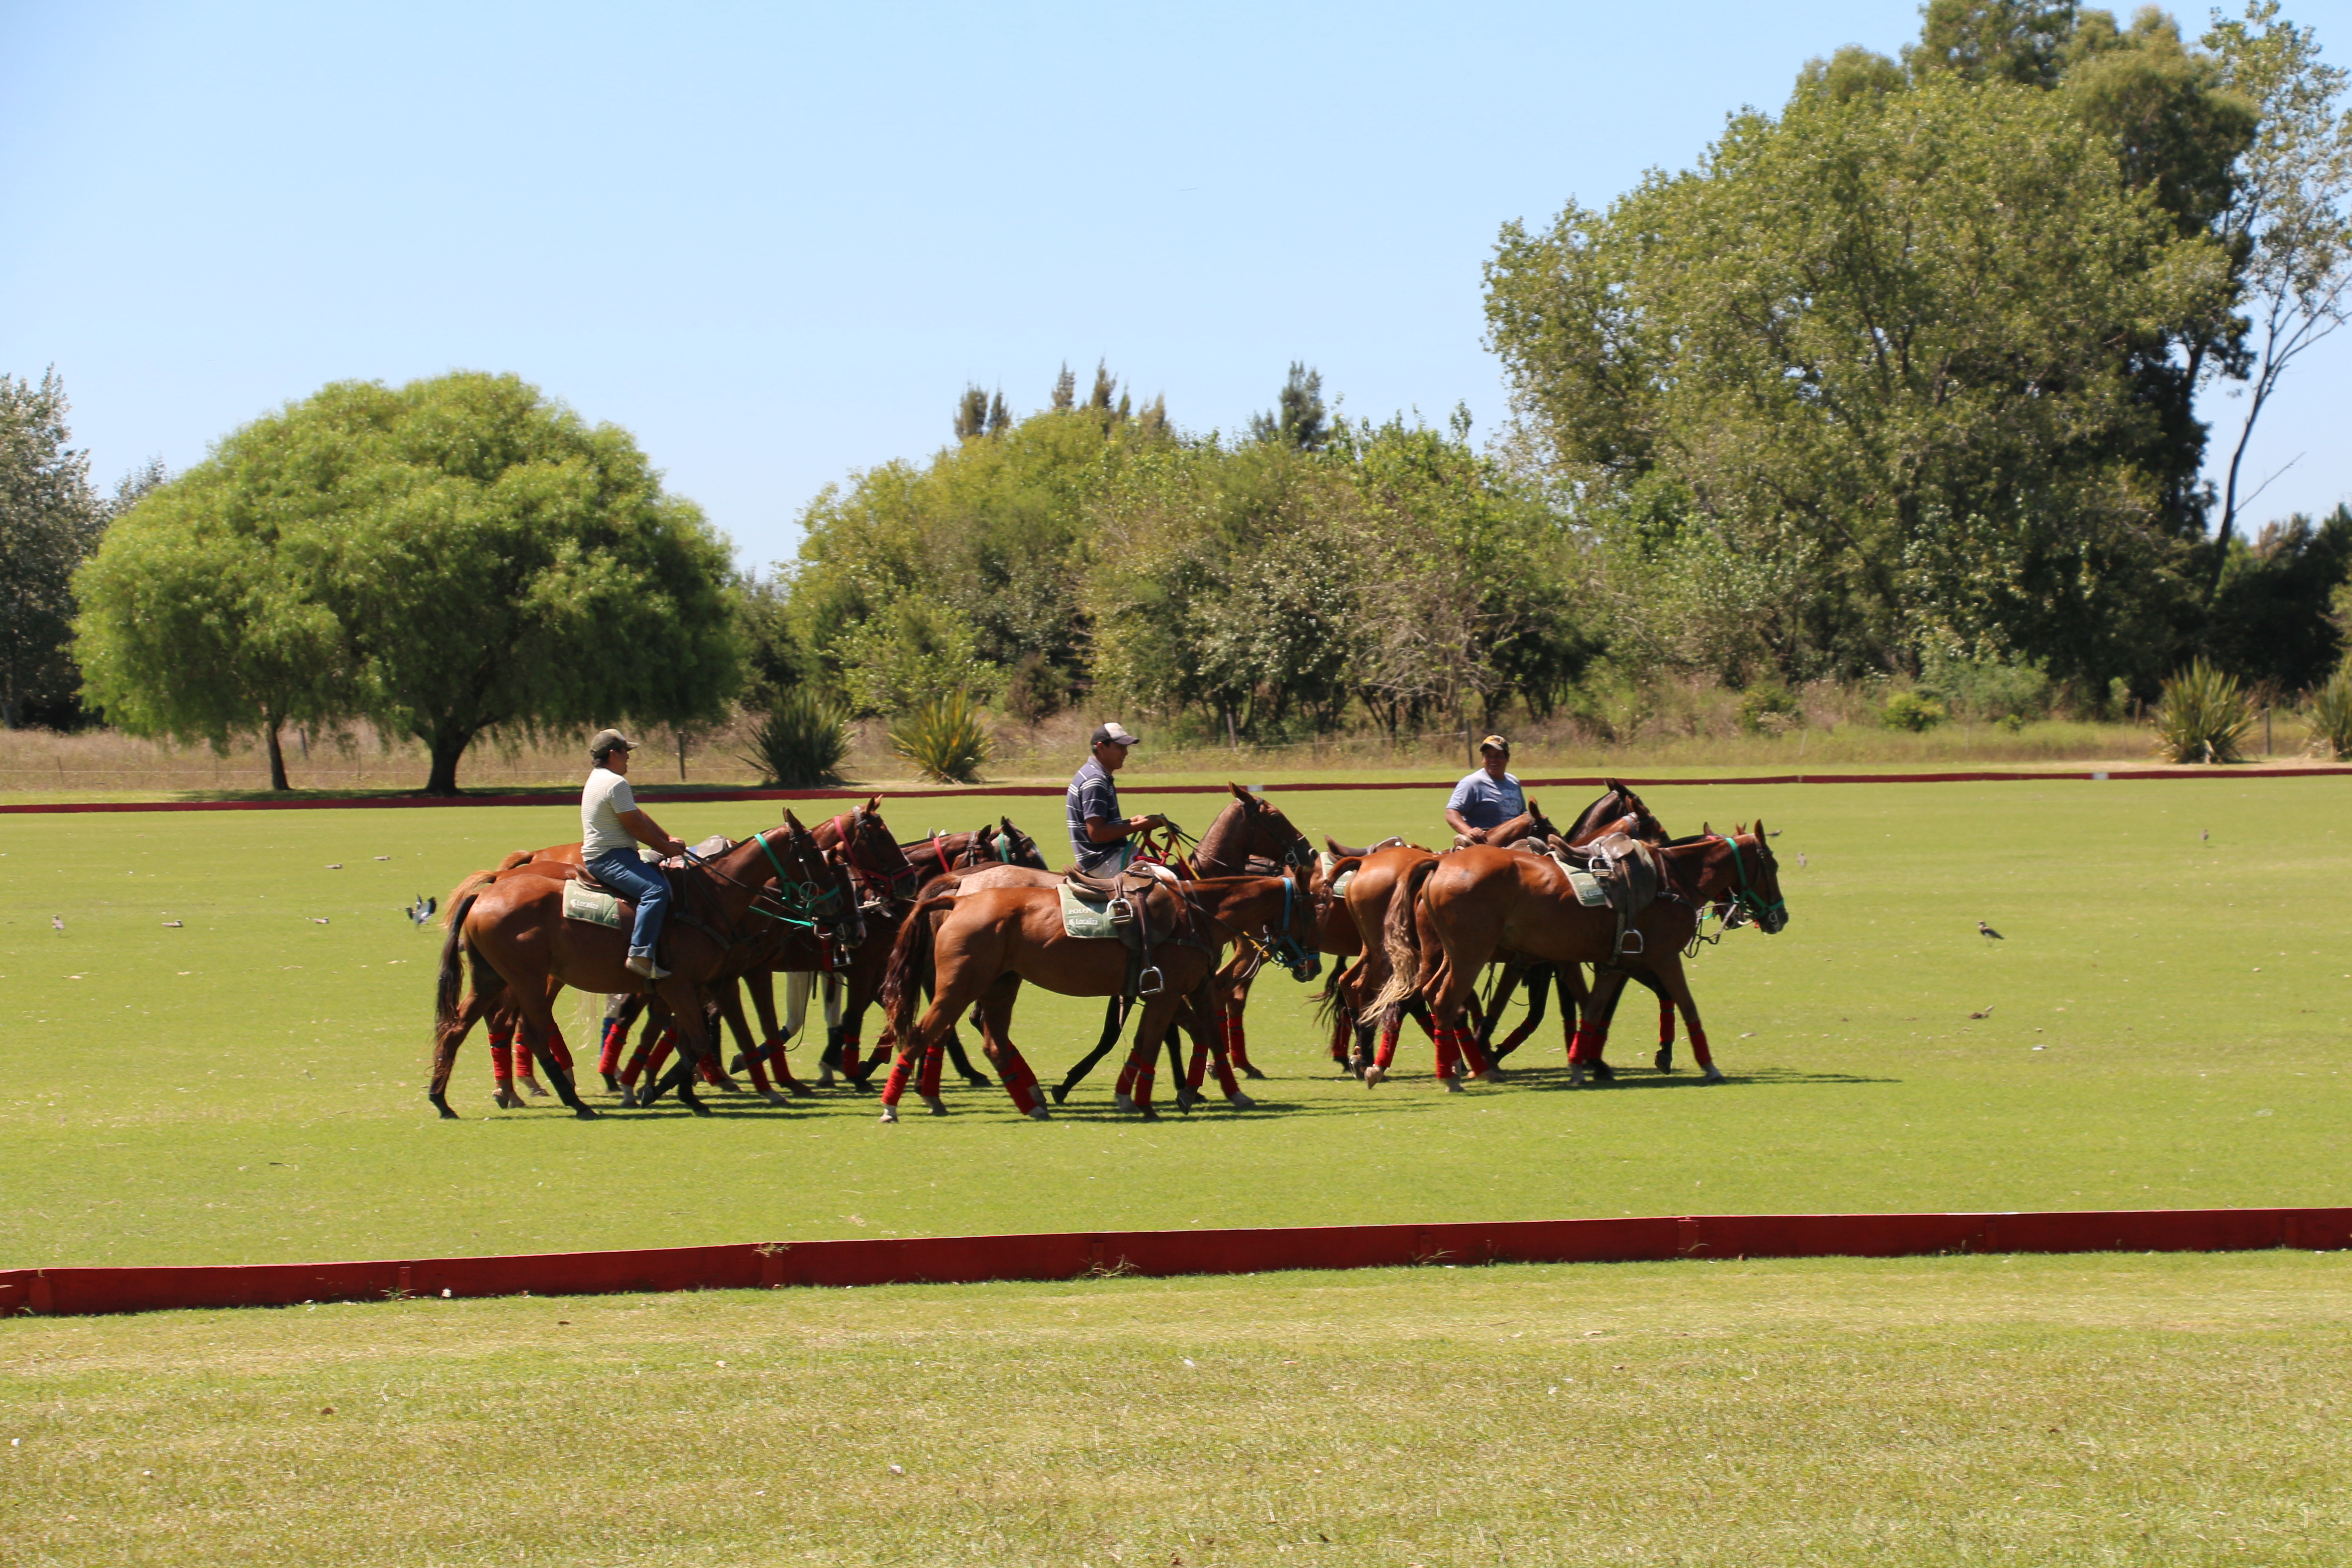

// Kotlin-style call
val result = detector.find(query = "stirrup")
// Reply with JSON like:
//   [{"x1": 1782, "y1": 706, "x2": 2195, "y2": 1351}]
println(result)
[
  {"x1": 1107, "y1": 897, "x2": 1136, "y2": 925},
  {"x1": 1136, "y1": 965, "x2": 1164, "y2": 997},
  {"x1": 1617, "y1": 931, "x2": 1645, "y2": 958}
]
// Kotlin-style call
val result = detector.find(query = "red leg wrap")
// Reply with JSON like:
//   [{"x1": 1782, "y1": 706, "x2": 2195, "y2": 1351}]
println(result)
[
  {"x1": 489, "y1": 1041, "x2": 513, "y2": 1085},
  {"x1": 1002, "y1": 1058, "x2": 1039, "y2": 1115},
  {"x1": 1659, "y1": 1000, "x2": 1678, "y2": 1046},
  {"x1": 839, "y1": 1041, "x2": 862, "y2": 1077},
  {"x1": 1211, "y1": 1052, "x2": 1240, "y2": 1097},
  {"x1": 1688, "y1": 1025, "x2": 1713, "y2": 1068},
  {"x1": 1225, "y1": 1009, "x2": 1252, "y2": 1070},
  {"x1": 918, "y1": 1044, "x2": 946, "y2": 1098},
  {"x1": 597, "y1": 1019, "x2": 627, "y2": 1078},
  {"x1": 1130, "y1": 1062, "x2": 1155, "y2": 1108},
  {"x1": 1185, "y1": 1039, "x2": 1210, "y2": 1092},
  {"x1": 1458, "y1": 1026, "x2": 1493, "y2": 1078},
  {"x1": 1374, "y1": 1019, "x2": 1402, "y2": 1073},
  {"x1": 879, "y1": 1058, "x2": 911, "y2": 1107},
  {"x1": 1434, "y1": 1027, "x2": 1461, "y2": 1080},
  {"x1": 1115, "y1": 1055, "x2": 1139, "y2": 1096},
  {"x1": 696, "y1": 1051, "x2": 723, "y2": 1086},
  {"x1": 646, "y1": 1030, "x2": 676, "y2": 1078},
  {"x1": 546, "y1": 1027, "x2": 573, "y2": 1072}
]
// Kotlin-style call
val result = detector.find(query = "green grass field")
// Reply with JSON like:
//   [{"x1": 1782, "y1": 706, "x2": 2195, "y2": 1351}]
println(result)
[
  {"x1": 6, "y1": 1252, "x2": 2349, "y2": 1565},
  {"x1": 1, "y1": 776, "x2": 2349, "y2": 1268},
  {"x1": 5, "y1": 774, "x2": 2351, "y2": 1562}
]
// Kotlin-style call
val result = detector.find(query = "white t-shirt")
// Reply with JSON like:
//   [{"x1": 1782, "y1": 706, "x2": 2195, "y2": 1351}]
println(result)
[{"x1": 581, "y1": 767, "x2": 640, "y2": 857}]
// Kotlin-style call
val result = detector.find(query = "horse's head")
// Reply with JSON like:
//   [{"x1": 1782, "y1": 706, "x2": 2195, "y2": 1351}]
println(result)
[
  {"x1": 997, "y1": 816, "x2": 1048, "y2": 869},
  {"x1": 750, "y1": 810, "x2": 862, "y2": 946},
  {"x1": 1715, "y1": 819, "x2": 1787, "y2": 935},
  {"x1": 836, "y1": 798, "x2": 919, "y2": 902},
  {"x1": 1229, "y1": 782, "x2": 1313, "y2": 872},
  {"x1": 1271, "y1": 867, "x2": 1323, "y2": 983}
]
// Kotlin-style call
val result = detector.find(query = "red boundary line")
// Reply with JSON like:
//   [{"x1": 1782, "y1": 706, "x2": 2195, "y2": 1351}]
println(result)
[
  {"x1": 3, "y1": 1206, "x2": 2344, "y2": 1317},
  {"x1": 1, "y1": 767, "x2": 2343, "y2": 815}
]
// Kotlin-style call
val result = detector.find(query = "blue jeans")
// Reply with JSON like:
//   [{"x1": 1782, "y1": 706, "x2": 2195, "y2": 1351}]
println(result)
[{"x1": 587, "y1": 849, "x2": 671, "y2": 958}]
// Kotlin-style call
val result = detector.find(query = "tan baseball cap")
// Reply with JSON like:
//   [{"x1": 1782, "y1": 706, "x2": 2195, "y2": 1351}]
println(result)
[
  {"x1": 1090, "y1": 721, "x2": 1142, "y2": 747},
  {"x1": 589, "y1": 728, "x2": 637, "y2": 760}
]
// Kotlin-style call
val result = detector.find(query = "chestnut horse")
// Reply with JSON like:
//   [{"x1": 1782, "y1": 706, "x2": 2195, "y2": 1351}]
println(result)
[
  {"x1": 1374, "y1": 824, "x2": 1789, "y2": 1087},
  {"x1": 875, "y1": 871, "x2": 1320, "y2": 1124},
  {"x1": 429, "y1": 815, "x2": 843, "y2": 1118}
]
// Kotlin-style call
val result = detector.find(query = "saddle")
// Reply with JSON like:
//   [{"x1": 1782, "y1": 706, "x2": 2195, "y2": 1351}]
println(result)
[
  {"x1": 1544, "y1": 831, "x2": 1661, "y2": 963},
  {"x1": 1058, "y1": 864, "x2": 1186, "y2": 1001}
]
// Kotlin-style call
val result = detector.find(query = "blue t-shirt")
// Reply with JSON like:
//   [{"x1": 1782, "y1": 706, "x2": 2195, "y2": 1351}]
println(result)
[
  {"x1": 1447, "y1": 768, "x2": 1526, "y2": 830},
  {"x1": 1067, "y1": 757, "x2": 1125, "y2": 872}
]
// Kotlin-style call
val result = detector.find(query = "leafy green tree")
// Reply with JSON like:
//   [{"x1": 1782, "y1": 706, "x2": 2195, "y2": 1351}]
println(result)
[
  {"x1": 0, "y1": 370, "x2": 105, "y2": 730},
  {"x1": 1908, "y1": 0, "x2": 2081, "y2": 87},
  {"x1": 953, "y1": 384, "x2": 991, "y2": 441},
  {"x1": 74, "y1": 457, "x2": 353, "y2": 789},
  {"x1": 1487, "y1": 69, "x2": 2229, "y2": 685},
  {"x1": 2203, "y1": 505, "x2": 2352, "y2": 687},
  {"x1": 80, "y1": 372, "x2": 740, "y2": 793},
  {"x1": 1249, "y1": 363, "x2": 1330, "y2": 451},
  {"x1": 2201, "y1": 1, "x2": 2352, "y2": 577}
]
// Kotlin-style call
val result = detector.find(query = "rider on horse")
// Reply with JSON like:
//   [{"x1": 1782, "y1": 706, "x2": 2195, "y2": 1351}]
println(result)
[
  {"x1": 581, "y1": 728, "x2": 687, "y2": 979},
  {"x1": 1445, "y1": 735, "x2": 1525, "y2": 844},
  {"x1": 1066, "y1": 721, "x2": 1168, "y2": 874}
]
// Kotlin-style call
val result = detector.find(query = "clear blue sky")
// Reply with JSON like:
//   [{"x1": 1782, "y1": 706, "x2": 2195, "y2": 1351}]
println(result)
[{"x1": 5, "y1": 1, "x2": 2348, "y2": 573}]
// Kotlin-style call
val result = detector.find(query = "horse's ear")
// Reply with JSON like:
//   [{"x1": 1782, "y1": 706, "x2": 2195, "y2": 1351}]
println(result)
[
  {"x1": 866, "y1": 793, "x2": 882, "y2": 815},
  {"x1": 1230, "y1": 782, "x2": 1250, "y2": 801},
  {"x1": 786, "y1": 808, "x2": 808, "y2": 832},
  {"x1": 1702, "y1": 820, "x2": 1711, "y2": 836},
  {"x1": 1751, "y1": 817, "x2": 1764, "y2": 841}
]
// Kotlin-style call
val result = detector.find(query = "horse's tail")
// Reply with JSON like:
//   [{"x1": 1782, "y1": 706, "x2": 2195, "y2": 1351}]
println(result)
[
  {"x1": 1311, "y1": 954, "x2": 1353, "y2": 1029},
  {"x1": 1371, "y1": 858, "x2": 1440, "y2": 1016},
  {"x1": 442, "y1": 869, "x2": 496, "y2": 927},
  {"x1": 879, "y1": 892, "x2": 956, "y2": 1041},
  {"x1": 434, "y1": 889, "x2": 484, "y2": 1029},
  {"x1": 495, "y1": 849, "x2": 532, "y2": 872}
]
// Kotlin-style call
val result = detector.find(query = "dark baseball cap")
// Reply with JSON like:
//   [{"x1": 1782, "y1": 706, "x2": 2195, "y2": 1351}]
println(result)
[
  {"x1": 589, "y1": 728, "x2": 637, "y2": 759},
  {"x1": 1479, "y1": 734, "x2": 1510, "y2": 753}
]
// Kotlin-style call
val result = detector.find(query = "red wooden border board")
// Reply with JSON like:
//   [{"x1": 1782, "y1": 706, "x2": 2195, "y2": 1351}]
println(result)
[
  {"x1": 1, "y1": 767, "x2": 2343, "y2": 816},
  {"x1": 4, "y1": 1206, "x2": 2345, "y2": 1318}
]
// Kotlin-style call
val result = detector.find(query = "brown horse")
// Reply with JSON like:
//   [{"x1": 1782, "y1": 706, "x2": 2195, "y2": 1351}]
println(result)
[
  {"x1": 874, "y1": 871, "x2": 1320, "y2": 1124},
  {"x1": 428, "y1": 814, "x2": 844, "y2": 1118},
  {"x1": 1375, "y1": 824, "x2": 1789, "y2": 1087}
]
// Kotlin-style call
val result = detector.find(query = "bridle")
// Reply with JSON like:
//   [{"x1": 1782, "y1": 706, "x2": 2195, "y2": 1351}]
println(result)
[
  {"x1": 833, "y1": 809, "x2": 919, "y2": 900},
  {"x1": 681, "y1": 827, "x2": 847, "y2": 936}
]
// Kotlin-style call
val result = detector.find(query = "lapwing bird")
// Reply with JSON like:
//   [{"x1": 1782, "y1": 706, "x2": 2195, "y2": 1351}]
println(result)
[
  {"x1": 406, "y1": 894, "x2": 438, "y2": 926},
  {"x1": 50, "y1": 915, "x2": 63, "y2": 932},
  {"x1": 1978, "y1": 921, "x2": 2004, "y2": 940}
]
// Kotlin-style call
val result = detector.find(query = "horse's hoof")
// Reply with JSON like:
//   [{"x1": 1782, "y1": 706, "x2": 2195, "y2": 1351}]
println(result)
[
  {"x1": 788, "y1": 1082, "x2": 817, "y2": 1099},
  {"x1": 921, "y1": 1094, "x2": 948, "y2": 1117},
  {"x1": 1363, "y1": 1066, "x2": 1385, "y2": 1088},
  {"x1": 1137, "y1": 1106, "x2": 1159, "y2": 1122},
  {"x1": 1483, "y1": 1063, "x2": 1508, "y2": 1081},
  {"x1": 1027, "y1": 1105, "x2": 1052, "y2": 1121},
  {"x1": 879, "y1": 1105, "x2": 899, "y2": 1124},
  {"x1": 763, "y1": 1090, "x2": 791, "y2": 1107},
  {"x1": 431, "y1": 1098, "x2": 459, "y2": 1121},
  {"x1": 962, "y1": 1074, "x2": 994, "y2": 1088},
  {"x1": 729, "y1": 1054, "x2": 747, "y2": 1073},
  {"x1": 619, "y1": 1087, "x2": 640, "y2": 1108},
  {"x1": 1113, "y1": 1093, "x2": 1140, "y2": 1115},
  {"x1": 492, "y1": 1090, "x2": 523, "y2": 1110},
  {"x1": 1654, "y1": 1048, "x2": 1674, "y2": 1072},
  {"x1": 684, "y1": 1098, "x2": 714, "y2": 1118},
  {"x1": 1049, "y1": 1083, "x2": 1070, "y2": 1105},
  {"x1": 1701, "y1": 1065, "x2": 1725, "y2": 1084},
  {"x1": 1240, "y1": 1064, "x2": 1268, "y2": 1081},
  {"x1": 1590, "y1": 1062, "x2": 1616, "y2": 1082},
  {"x1": 600, "y1": 1073, "x2": 621, "y2": 1093},
  {"x1": 520, "y1": 1078, "x2": 548, "y2": 1098},
  {"x1": 1225, "y1": 1093, "x2": 1255, "y2": 1111},
  {"x1": 817, "y1": 1069, "x2": 838, "y2": 1089},
  {"x1": 1176, "y1": 1090, "x2": 1203, "y2": 1112},
  {"x1": 1443, "y1": 1075, "x2": 1466, "y2": 1093},
  {"x1": 1568, "y1": 1067, "x2": 1587, "y2": 1088},
  {"x1": 572, "y1": 1105, "x2": 598, "y2": 1120}
]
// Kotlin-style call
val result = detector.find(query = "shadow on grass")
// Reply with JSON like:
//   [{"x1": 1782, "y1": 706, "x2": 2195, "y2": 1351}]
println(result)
[{"x1": 1491, "y1": 1062, "x2": 1901, "y2": 1092}]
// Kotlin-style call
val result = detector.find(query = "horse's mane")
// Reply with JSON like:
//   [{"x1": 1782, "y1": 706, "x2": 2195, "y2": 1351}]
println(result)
[{"x1": 1191, "y1": 797, "x2": 1253, "y2": 875}]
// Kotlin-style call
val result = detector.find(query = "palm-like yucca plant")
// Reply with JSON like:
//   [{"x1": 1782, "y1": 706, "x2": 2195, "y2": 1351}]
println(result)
[
  {"x1": 2305, "y1": 668, "x2": 2352, "y2": 760},
  {"x1": 2151, "y1": 659, "x2": 2256, "y2": 764},
  {"x1": 740, "y1": 688, "x2": 851, "y2": 787},
  {"x1": 890, "y1": 688, "x2": 991, "y2": 784}
]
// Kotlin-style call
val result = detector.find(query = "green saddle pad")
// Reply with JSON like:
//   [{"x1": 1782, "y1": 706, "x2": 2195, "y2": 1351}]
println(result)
[
  {"x1": 1563, "y1": 866, "x2": 1609, "y2": 908},
  {"x1": 1058, "y1": 881, "x2": 1125, "y2": 941},
  {"x1": 562, "y1": 879, "x2": 628, "y2": 931}
]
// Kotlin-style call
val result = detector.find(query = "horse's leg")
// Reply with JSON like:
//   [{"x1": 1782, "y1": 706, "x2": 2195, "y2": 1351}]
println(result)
[
  {"x1": 943, "y1": 1025, "x2": 992, "y2": 1087},
  {"x1": 1490, "y1": 964, "x2": 1552, "y2": 1064},
  {"x1": 1585, "y1": 979, "x2": 1628, "y2": 1083},
  {"x1": 1568, "y1": 970, "x2": 1628, "y2": 1089},
  {"x1": 1644, "y1": 972, "x2": 1679, "y2": 1071},
  {"x1": 745, "y1": 970, "x2": 812, "y2": 1096},
  {"x1": 1472, "y1": 962, "x2": 1524, "y2": 1060},
  {"x1": 1192, "y1": 987, "x2": 1253, "y2": 1109},
  {"x1": 1054, "y1": 995, "x2": 1129, "y2": 1104},
  {"x1": 641, "y1": 978, "x2": 719, "y2": 1117},
  {"x1": 1649, "y1": 954, "x2": 1721, "y2": 1084},
  {"x1": 971, "y1": 976, "x2": 1046, "y2": 1118},
  {"x1": 1219, "y1": 961, "x2": 1266, "y2": 1080},
  {"x1": 427, "y1": 974, "x2": 497, "y2": 1120},
  {"x1": 596, "y1": 994, "x2": 642, "y2": 1092},
  {"x1": 714, "y1": 980, "x2": 788, "y2": 1106},
  {"x1": 510, "y1": 978, "x2": 596, "y2": 1121},
  {"x1": 1127, "y1": 992, "x2": 1189, "y2": 1122}
]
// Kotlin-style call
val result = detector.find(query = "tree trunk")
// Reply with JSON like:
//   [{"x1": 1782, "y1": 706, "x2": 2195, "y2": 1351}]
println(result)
[
  {"x1": 421, "y1": 724, "x2": 477, "y2": 796},
  {"x1": 265, "y1": 723, "x2": 290, "y2": 792}
]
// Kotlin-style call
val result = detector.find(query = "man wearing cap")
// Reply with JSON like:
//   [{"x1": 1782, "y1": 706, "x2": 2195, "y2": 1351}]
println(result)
[
  {"x1": 1068, "y1": 721, "x2": 1169, "y2": 875},
  {"x1": 1446, "y1": 735, "x2": 1526, "y2": 844},
  {"x1": 582, "y1": 729, "x2": 687, "y2": 980}
]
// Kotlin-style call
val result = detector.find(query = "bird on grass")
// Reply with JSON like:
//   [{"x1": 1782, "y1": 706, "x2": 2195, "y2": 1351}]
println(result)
[
  {"x1": 1969, "y1": 1004, "x2": 1995, "y2": 1019},
  {"x1": 50, "y1": 915, "x2": 63, "y2": 933},
  {"x1": 406, "y1": 894, "x2": 438, "y2": 926},
  {"x1": 1978, "y1": 921, "x2": 2004, "y2": 940}
]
